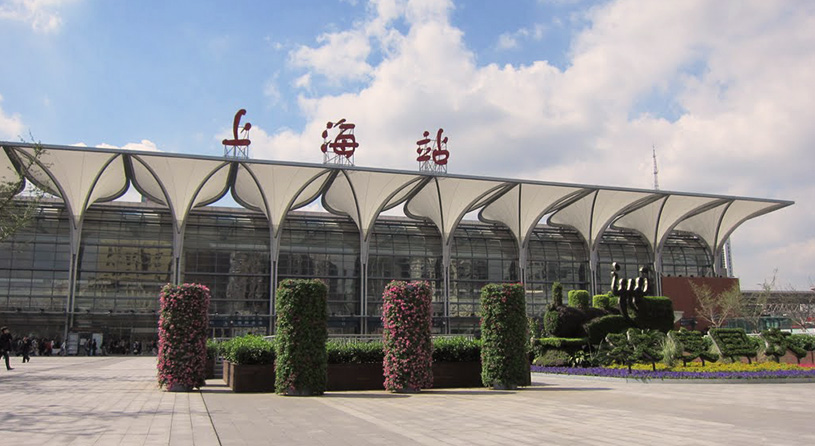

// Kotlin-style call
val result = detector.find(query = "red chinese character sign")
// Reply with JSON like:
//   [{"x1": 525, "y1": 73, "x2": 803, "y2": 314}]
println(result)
[
  {"x1": 416, "y1": 128, "x2": 449, "y2": 173},
  {"x1": 321, "y1": 118, "x2": 358, "y2": 166},
  {"x1": 222, "y1": 109, "x2": 252, "y2": 159}
]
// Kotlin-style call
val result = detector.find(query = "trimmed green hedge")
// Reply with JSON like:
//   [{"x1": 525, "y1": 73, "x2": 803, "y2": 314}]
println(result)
[
  {"x1": 275, "y1": 279, "x2": 329, "y2": 395},
  {"x1": 532, "y1": 350, "x2": 571, "y2": 367},
  {"x1": 667, "y1": 329, "x2": 718, "y2": 366},
  {"x1": 551, "y1": 282, "x2": 564, "y2": 306},
  {"x1": 709, "y1": 328, "x2": 758, "y2": 363},
  {"x1": 480, "y1": 283, "x2": 529, "y2": 388},
  {"x1": 632, "y1": 296, "x2": 675, "y2": 333},
  {"x1": 543, "y1": 305, "x2": 587, "y2": 338},
  {"x1": 531, "y1": 337, "x2": 587, "y2": 359},
  {"x1": 221, "y1": 334, "x2": 276, "y2": 365},
  {"x1": 761, "y1": 328, "x2": 807, "y2": 363},
  {"x1": 326, "y1": 341, "x2": 384, "y2": 364},
  {"x1": 567, "y1": 290, "x2": 590, "y2": 310},
  {"x1": 607, "y1": 328, "x2": 664, "y2": 372},
  {"x1": 584, "y1": 314, "x2": 631, "y2": 346},
  {"x1": 592, "y1": 293, "x2": 618, "y2": 311},
  {"x1": 433, "y1": 337, "x2": 481, "y2": 363}
]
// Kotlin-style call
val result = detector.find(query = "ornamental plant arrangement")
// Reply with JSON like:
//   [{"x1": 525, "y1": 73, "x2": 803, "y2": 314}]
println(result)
[
  {"x1": 480, "y1": 283, "x2": 529, "y2": 389},
  {"x1": 157, "y1": 283, "x2": 211, "y2": 391},
  {"x1": 381, "y1": 280, "x2": 433, "y2": 392},
  {"x1": 275, "y1": 279, "x2": 329, "y2": 396}
]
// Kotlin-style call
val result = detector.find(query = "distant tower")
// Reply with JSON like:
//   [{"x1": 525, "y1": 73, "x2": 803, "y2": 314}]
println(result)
[
  {"x1": 652, "y1": 144, "x2": 659, "y2": 190},
  {"x1": 723, "y1": 239, "x2": 734, "y2": 277}
]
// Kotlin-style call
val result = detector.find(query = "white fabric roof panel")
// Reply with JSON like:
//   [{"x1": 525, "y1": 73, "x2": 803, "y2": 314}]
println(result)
[
  {"x1": 13, "y1": 147, "x2": 127, "y2": 227},
  {"x1": 1, "y1": 148, "x2": 20, "y2": 186},
  {"x1": 613, "y1": 195, "x2": 725, "y2": 251},
  {"x1": 232, "y1": 163, "x2": 331, "y2": 238},
  {"x1": 404, "y1": 176, "x2": 508, "y2": 245},
  {"x1": 0, "y1": 142, "x2": 794, "y2": 259},
  {"x1": 479, "y1": 183, "x2": 586, "y2": 248},
  {"x1": 129, "y1": 155, "x2": 230, "y2": 229},
  {"x1": 548, "y1": 189, "x2": 659, "y2": 250},
  {"x1": 675, "y1": 199, "x2": 788, "y2": 253},
  {"x1": 322, "y1": 170, "x2": 425, "y2": 242}
]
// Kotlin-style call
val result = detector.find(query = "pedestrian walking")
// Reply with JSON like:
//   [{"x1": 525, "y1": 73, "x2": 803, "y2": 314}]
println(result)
[
  {"x1": 0, "y1": 326, "x2": 14, "y2": 371},
  {"x1": 20, "y1": 336, "x2": 32, "y2": 363}
]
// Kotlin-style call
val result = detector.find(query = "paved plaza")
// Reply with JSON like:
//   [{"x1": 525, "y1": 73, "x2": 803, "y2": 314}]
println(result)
[{"x1": 0, "y1": 356, "x2": 812, "y2": 445}]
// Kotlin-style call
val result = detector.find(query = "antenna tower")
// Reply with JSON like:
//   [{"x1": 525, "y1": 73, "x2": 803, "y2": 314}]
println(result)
[{"x1": 652, "y1": 144, "x2": 659, "y2": 190}]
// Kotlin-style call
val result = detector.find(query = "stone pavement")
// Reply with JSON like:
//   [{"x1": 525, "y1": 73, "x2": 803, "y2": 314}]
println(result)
[{"x1": 1, "y1": 356, "x2": 813, "y2": 445}]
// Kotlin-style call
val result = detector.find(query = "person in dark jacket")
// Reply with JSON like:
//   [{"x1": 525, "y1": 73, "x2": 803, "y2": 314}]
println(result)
[
  {"x1": 20, "y1": 336, "x2": 32, "y2": 363},
  {"x1": 0, "y1": 326, "x2": 13, "y2": 371}
]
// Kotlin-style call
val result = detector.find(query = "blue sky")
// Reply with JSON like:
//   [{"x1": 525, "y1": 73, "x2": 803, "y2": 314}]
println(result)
[{"x1": 1, "y1": 0, "x2": 814, "y2": 290}]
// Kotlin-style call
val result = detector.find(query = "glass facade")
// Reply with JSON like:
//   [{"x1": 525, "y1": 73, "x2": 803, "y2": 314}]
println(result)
[{"x1": 0, "y1": 201, "x2": 715, "y2": 340}]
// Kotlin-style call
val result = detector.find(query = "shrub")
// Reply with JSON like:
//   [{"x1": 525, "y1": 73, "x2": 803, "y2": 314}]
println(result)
[
  {"x1": 382, "y1": 281, "x2": 434, "y2": 392},
  {"x1": 275, "y1": 279, "x2": 328, "y2": 395},
  {"x1": 584, "y1": 314, "x2": 631, "y2": 346},
  {"x1": 761, "y1": 329, "x2": 807, "y2": 363},
  {"x1": 326, "y1": 340, "x2": 384, "y2": 364},
  {"x1": 632, "y1": 296, "x2": 675, "y2": 333},
  {"x1": 568, "y1": 290, "x2": 591, "y2": 310},
  {"x1": 551, "y1": 282, "x2": 564, "y2": 307},
  {"x1": 533, "y1": 350, "x2": 571, "y2": 367},
  {"x1": 433, "y1": 337, "x2": 481, "y2": 363},
  {"x1": 788, "y1": 334, "x2": 815, "y2": 363},
  {"x1": 543, "y1": 305, "x2": 587, "y2": 338},
  {"x1": 709, "y1": 328, "x2": 758, "y2": 363},
  {"x1": 667, "y1": 329, "x2": 718, "y2": 366},
  {"x1": 606, "y1": 328, "x2": 664, "y2": 372},
  {"x1": 480, "y1": 283, "x2": 529, "y2": 388},
  {"x1": 206, "y1": 338, "x2": 219, "y2": 361},
  {"x1": 593, "y1": 293, "x2": 619, "y2": 311},
  {"x1": 221, "y1": 335, "x2": 275, "y2": 365},
  {"x1": 157, "y1": 283, "x2": 211, "y2": 391},
  {"x1": 531, "y1": 337, "x2": 587, "y2": 359}
]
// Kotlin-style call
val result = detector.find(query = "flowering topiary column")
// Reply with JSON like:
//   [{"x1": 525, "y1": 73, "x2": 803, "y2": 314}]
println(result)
[
  {"x1": 381, "y1": 280, "x2": 433, "y2": 392},
  {"x1": 275, "y1": 279, "x2": 328, "y2": 396},
  {"x1": 157, "y1": 283, "x2": 211, "y2": 391},
  {"x1": 480, "y1": 283, "x2": 529, "y2": 389}
]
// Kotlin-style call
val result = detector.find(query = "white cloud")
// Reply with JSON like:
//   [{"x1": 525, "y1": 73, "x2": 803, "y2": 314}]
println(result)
[
  {"x1": 0, "y1": 0, "x2": 78, "y2": 33},
  {"x1": 252, "y1": 0, "x2": 815, "y2": 289},
  {"x1": 0, "y1": 95, "x2": 25, "y2": 140},
  {"x1": 497, "y1": 24, "x2": 546, "y2": 50}
]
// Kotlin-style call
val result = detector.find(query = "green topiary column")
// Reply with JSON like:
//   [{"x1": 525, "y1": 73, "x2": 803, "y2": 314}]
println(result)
[
  {"x1": 480, "y1": 283, "x2": 529, "y2": 389},
  {"x1": 275, "y1": 279, "x2": 328, "y2": 396},
  {"x1": 381, "y1": 280, "x2": 433, "y2": 392},
  {"x1": 157, "y1": 283, "x2": 211, "y2": 391}
]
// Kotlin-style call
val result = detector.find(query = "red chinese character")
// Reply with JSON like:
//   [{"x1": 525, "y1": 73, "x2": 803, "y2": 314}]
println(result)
[
  {"x1": 222, "y1": 109, "x2": 252, "y2": 147},
  {"x1": 321, "y1": 119, "x2": 358, "y2": 158},
  {"x1": 416, "y1": 131, "x2": 432, "y2": 162},
  {"x1": 432, "y1": 128, "x2": 449, "y2": 165}
]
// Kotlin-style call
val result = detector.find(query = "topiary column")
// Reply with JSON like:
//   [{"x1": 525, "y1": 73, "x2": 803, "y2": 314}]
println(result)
[
  {"x1": 275, "y1": 279, "x2": 328, "y2": 396},
  {"x1": 480, "y1": 283, "x2": 529, "y2": 389},
  {"x1": 157, "y1": 283, "x2": 211, "y2": 391},
  {"x1": 381, "y1": 280, "x2": 433, "y2": 392}
]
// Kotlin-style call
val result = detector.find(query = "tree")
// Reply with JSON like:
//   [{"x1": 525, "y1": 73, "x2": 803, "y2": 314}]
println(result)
[
  {"x1": 691, "y1": 282, "x2": 742, "y2": 329},
  {"x1": 766, "y1": 289, "x2": 815, "y2": 333},
  {"x1": 0, "y1": 143, "x2": 44, "y2": 242},
  {"x1": 739, "y1": 272, "x2": 776, "y2": 333}
]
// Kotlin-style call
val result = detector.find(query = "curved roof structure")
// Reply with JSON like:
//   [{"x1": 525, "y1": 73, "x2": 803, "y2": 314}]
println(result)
[{"x1": 1, "y1": 142, "x2": 794, "y2": 278}]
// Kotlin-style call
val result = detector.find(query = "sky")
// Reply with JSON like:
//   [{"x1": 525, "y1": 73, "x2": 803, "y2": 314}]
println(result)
[{"x1": 1, "y1": 0, "x2": 813, "y2": 291}]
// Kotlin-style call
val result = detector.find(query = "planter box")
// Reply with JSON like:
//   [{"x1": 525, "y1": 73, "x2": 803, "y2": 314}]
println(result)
[
  {"x1": 228, "y1": 362, "x2": 276, "y2": 393},
  {"x1": 324, "y1": 361, "x2": 486, "y2": 391},
  {"x1": 206, "y1": 357, "x2": 215, "y2": 380},
  {"x1": 432, "y1": 361, "x2": 482, "y2": 388},
  {"x1": 327, "y1": 363, "x2": 383, "y2": 391}
]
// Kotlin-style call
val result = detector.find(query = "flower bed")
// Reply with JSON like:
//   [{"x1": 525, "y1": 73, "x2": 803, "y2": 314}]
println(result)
[{"x1": 533, "y1": 362, "x2": 815, "y2": 380}]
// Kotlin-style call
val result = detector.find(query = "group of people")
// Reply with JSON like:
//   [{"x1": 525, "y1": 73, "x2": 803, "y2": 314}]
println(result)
[
  {"x1": 0, "y1": 327, "x2": 66, "y2": 371},
  {"x1": 0, "y1": 326, "x2": 160, "y2": 370}
]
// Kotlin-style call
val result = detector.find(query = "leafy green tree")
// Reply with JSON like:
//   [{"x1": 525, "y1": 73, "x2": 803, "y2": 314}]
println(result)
[{"x1": 1, "y1": 143, "x2": 44, "y2": 242}]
